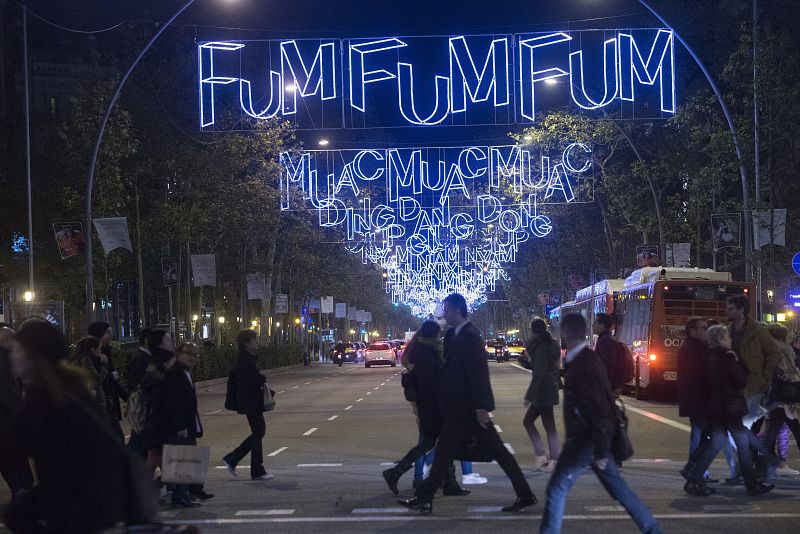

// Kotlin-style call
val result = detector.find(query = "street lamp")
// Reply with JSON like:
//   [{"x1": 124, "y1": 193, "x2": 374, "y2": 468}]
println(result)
[
  {"x1": 218, "y1": 316, "x2": 225, "y2": 324},
  {"x1": 318, "y1": 139, "x2": 330, "y2": 147},
  {"x1": 84, "y1": 0, "x2": 241, "y2": 321},
  {"x1": 23, "y1": 291, "x2": 34, "y2": 302}
]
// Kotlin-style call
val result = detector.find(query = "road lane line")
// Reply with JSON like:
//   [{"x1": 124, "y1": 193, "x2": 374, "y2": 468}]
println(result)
[
  {"x1": 380, "y1": 462, "x2": 396, "y2": 466},
  {"x1": 626, "y1": 405, "x2": 691, "y2": 433},
  {"x1": 504, "y1": 443, "x2": 516, "y2": 454},
  {"x1": 373, "y1": 387, "x2": 380, "y2": 390},
  {"x1": 585, "y1": 506, "x2": 625, "y2": 512},
  {"x1": 345, "y1": 405, "x2": 353, "y2": 410},
  {"x1": 328, "y1": 415, "x2": 339, "y2": 421},
  {"x1": 278, "y1": 391, "x2": 286, "y2": 394},
  {"x1": 297, "y1": 463, "x2": 342, "y2": 467},
  {"x1": 292, "y1": 386, "x2": 299, "y2": 389},
  {"x1": 235, "y1": 510, "x2": 295, "y2": 516},
  {"x1": 356, "y1": 398, "x2": 364, "y2": 402},
  {"x1": 303, "y1": 427, "x2": 318, "y2": 436},
  {"x1": 468, "y1": 506, "x2": 504, "y2": 513},
  {"x1": 205, "y1": 409, "x2": 223, "y2": 415},
  {"x1": 352, "y1": 508, "x2": 409, "y2": 514},
  {"x1": 366, "y1": 392, "x2": 372, "y2": 395},
  {"x1": 494, "y1": 424, "x2": 503, "y2": 433},
  {"x1": 267, "y1": 447, "x2": 288, "y2": 457},
  {"x1": 305, "y1": 381, "x2": 311, "y2": 385},
  {"x1": 215, "y1": 465, "x2": 251, "y2": 469}
]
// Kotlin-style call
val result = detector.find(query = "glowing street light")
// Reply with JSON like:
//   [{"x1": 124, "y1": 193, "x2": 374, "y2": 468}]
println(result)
[
  {"x1": 318, "y1": 139, "x2": 330, "y2": 147},
  {"x1": 23, "y1": 291, "x2": 34, "y2": 302},
  {"x1": 218, "y1": 316, "x2": 225, "y2": 324}
]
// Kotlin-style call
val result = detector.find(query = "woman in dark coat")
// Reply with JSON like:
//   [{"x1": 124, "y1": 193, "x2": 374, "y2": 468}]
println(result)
[
  {"x1": 88, "y1": 321, "x2": 128, "y2": 443},
  {"x1": 140, "y1": 329, "x2": 175, "y2": 475},
  {"x1": 701, "y1": 325, "x2": 773, "y2": 496},
  {"x1": 383, "y1": 321, "x2": 444, "y2": 493},
  {"x1": 3, "y1": 320, "x2": 129, "y2": 533},
  {"x1": 523, "y1": 317, "x2": 561, "y2": 471}
]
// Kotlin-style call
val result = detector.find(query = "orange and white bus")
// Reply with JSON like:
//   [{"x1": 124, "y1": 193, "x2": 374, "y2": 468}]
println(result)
[{"x1": 550, "y1": 268, "x2": 755, "y2": 400}]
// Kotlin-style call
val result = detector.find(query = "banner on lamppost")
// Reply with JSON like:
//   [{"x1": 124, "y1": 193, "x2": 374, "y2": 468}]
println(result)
[
  {"x1": 246, "y1": 274, "x2": 266, "y2": 300},
  {"x1": 190, "y1": 254, "x2": 216, "y2": 287},
  {"x1": 364, "y1": 311, "x2": 372, "y2": 323},
  {"x1": 665, "y1": 243, "x2": 691, "y2": 268},
  {"x1": 752, "y1": 209, "x2": 787, "y2": 249},
  {"x1": 93, "y1": 217, "x2": 133, "y2": 254},
  {"x1": 321, "y1": 296, "x2": 334, "y2": 314},
  {"x1": 711, "y1": 213, "x2": 741, "y2": 251},
  {"x1": 347, "y1": 306, "x2": 357, "y2": 320},
  {"x1": 335, "y1": 302, "x2": 347, "y2": 318},
  {"x1": 53, "y1": 222, "x2": 85, "y2": 259},
  {"x1": 356, "y1": 309, "x2": 367, "y2": 323},
  {"x1": 161, "y1": 257, "x2": 179, "y2": 287},
  {"x1": 274, "y1": 294, "x2": 289, "y2": 314}
]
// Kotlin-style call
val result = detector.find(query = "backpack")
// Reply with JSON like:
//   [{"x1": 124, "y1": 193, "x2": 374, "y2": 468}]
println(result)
[
  {"x1": 126, "y1": 387, "x2": 149, "y2": 434},
  {"x1": 615, "y1": 341, "x2": 635, "y2": 386}
]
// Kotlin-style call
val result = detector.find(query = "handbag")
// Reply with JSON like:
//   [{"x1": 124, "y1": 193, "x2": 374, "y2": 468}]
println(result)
[
  {"x1": 263, "y1": 384, "x2": 277, "y2": 412},
  {"x1": 455, "y1": 422, "x2": 500, "y2": 462},
  {"x1": 775, "y1": 379, "x2": 800, "y2": 403},
  {"x1": 610, "y1": 398, "x2": 634, "y2": 463},
  {"x1": 161, "y1": 444, "x2": 211, "y2": 485}
]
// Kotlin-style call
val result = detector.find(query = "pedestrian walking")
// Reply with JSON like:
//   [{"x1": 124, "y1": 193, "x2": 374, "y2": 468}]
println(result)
[
  {"x1": 68, "y1": 336, "x2": 108, "y2": 416},
  {"x1": 0, "y1": 325, "x2": 33, "y2": 499},
  {"x1": 540, "y1": 313, "x2": 662, "y2": 534},
  {"x1": 523, "y1": 317, "x2": 561, "y2": 471},
  {"x1": 161, "y1": 342, "x2": 213, "y2": 506},
  {"x1": 140, "y1": 329, "x2": 175, "y2": 477},
  {"x1": 88, "y1": 321, "x2": 128, "y2": 443},
  {"x1": 759, "y1": 324, "x2": 800, "y2": 478},
  {"x1": 3, "y1": 319, "x2": 133, "y2": 533},
  {"x1": 725, "y1": 295, "x2": 780, "y2": 432},
  {"x1": 126, "y1": 327, "x2": 153, "y2": 457},
  {"x1": 384, "y1": 321, "x2": 470, "y2": 495},
  {"x1": 398, "y1": 293, "x2": 536, "y2": 514},
  {"x1": 592, "y1": 313, "x2": 619, "y2": 389},
  {"x1": 682, "y1": 324, "x2": 774, "y2": 496},
  {"x1": 223, "y1": 329, "x2": 274, "y2": 481}
]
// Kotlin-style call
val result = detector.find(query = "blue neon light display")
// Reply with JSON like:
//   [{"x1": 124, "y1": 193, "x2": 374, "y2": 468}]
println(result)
[
  {"x1": 280, "y1": 143, "x2": 593, "y2": 313},
  {"x1": 198, "y1": 29, "x2": 676, "y2": 130}
]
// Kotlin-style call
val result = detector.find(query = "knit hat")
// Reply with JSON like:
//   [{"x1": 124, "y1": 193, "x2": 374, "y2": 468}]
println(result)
[{"x1": 88, "y1": 321, "x2": 111, "y2": 339}]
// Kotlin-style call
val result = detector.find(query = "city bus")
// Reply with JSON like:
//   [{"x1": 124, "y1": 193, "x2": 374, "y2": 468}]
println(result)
[{"x1": 550, "y1": 267, "x2": 755, "y2": 400}]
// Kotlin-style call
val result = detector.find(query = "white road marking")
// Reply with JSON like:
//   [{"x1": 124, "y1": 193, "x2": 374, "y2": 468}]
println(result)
[
  {"x1": 380, "y1": 462, "x2": 397, "y2": 466},
  {"x1": 494, "y1": 424, "x2": 503, "y2": 433},
  {"x1": 303, "y1": 427, "x2": 318, "y2": 436},
  {"x1": 345, "y1": 405, "x2": 353, "y2": 410},
  {"x1": 205, "y1": 409, "x2": 223, "y2": 415},
  {"x1": 328, "y1": 415, "x2": 339, "y2": 421},
  {"x1": 373, "y1": 387, "x2": 380, "y2": 390},
  {"x1": 163, "y1": 513, "x2": 800, "y2": 526},
  {"x1": 215, "y1": 465, "x2": 251, "y2": 469},
  {"x1": 468, "y1": 506, "x2": 503, "y2": 513},
  {"x1": 267, "y1": 447, "x2": 288, "y2": 457},
  {"x1": 292, "y1": 386, "x2": 299, "y2": 389},
  {"x1": 366, "y1": 392, "x2": 372, "y2": 395},
  {"x1": 304, "y1": 381, "x2": 311, "y2": 385},
  {"x1": 585, "y1": 506, "x2": 625, "y2": 512},
  {"x1": 297, "y1": 463, "x2": 342, "y2": 467},
  {"x1": 235, "y1": 510, "x2": 296, "y2": 516},
  {"x1": 626, "y1": 405, "x2": 691, "y2": 432},
  {"x1": 504, "y1": 443, "x2": 516, "y2": 454},
  {"x1": 278, "y1": 391, "x2": 286, "y2": 394},
  {"x1": 352, "y1": 508, "x2": 408, "y2": 514},
  {"x1": 356, "y1": 398, "x2": 364, "y2": 402},
  {"x1": 511, "y1": 363, "x2": 531, "y2": 373}
]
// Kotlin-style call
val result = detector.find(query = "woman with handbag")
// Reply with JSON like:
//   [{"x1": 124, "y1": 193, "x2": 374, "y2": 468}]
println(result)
[
  {"x1": 759, "y1": 324, "x2": 800, "y2": 477},
  {"x1": 700, "y1": 325, "x2": 775, "y2": 496},
  {"x1": 523, "y1": 317, "x2": 561, "y2": 471}
]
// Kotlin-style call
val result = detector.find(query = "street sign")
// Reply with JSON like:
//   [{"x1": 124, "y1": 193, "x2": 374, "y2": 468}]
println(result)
[
  {"x1": 792, "y1": 252, "x2": 800, "y2": 275},
  {"x1": 275, "y1": 294, "x2": 289, "y2": 314}
]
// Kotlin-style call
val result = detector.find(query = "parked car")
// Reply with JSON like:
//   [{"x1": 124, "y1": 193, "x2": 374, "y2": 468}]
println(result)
[{"x1": 365, "y1": 341, "x2": 397, "y2": 367}]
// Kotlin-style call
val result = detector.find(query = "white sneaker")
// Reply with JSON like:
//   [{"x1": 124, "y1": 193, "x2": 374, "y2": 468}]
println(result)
[
  {"x1": 775, "y1": 465, "x2": 800, "y2": 477},
  {"x1": 252, "y1": 472, "x2": 274, "y2": 481},
  {"x1": 532, "y1": 455, "x2": 549, "y2": 471},
  {"x1": 462, "y1": 473, "x2": 488, "y2": 485}
]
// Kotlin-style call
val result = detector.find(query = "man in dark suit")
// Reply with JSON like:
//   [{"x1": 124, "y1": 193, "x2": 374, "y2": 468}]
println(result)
[
  {"x1": 539, "y1": 313, "x2": 661, "y2": 534},
  {"x1": 161, "y1": 341, "x2": 213, "y2": 506},
  {"x1": 399, "y1": 293, "x2": 536, "y2": 514},
  {"x1": 223, "y1": 329, "x2": 273, "y2": 481}
]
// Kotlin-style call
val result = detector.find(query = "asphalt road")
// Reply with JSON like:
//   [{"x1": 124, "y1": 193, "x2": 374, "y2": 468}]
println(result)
[{"x1": 3, "y1": 360, "x2": 800, "y2": 533}]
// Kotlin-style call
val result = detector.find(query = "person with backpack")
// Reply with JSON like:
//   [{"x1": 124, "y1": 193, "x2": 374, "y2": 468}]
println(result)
[
  {"x1": 592, "y1": 314, "x2": 632, "y2": 395},
  {"x1": 523, "y1": 317, "x2": 561, "y2": 472}
]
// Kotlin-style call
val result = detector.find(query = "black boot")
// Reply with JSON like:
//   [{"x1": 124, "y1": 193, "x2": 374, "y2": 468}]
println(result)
[
  {"x1": 383, "y1": 461, "x2": 412, "y2": 495},
  {"x1": 442, "y1": 464, "x2": 470, "y2": 496}
]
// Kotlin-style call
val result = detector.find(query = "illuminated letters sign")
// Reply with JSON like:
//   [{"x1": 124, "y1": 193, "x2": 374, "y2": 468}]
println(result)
[
  {"x1": 280, "y1": 142, "x2": 593, "y2": 313},
  {"x1": 199, "y1": 29, "x2": 675, "y2": 130}
]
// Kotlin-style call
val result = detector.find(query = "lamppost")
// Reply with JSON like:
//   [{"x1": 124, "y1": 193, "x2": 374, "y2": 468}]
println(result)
[
  {"x1": 618, "y1": 0, "x2": 754, "y2": 280},
  {"x1": 84, "y1": 0, "x2": 240, "y2": 321}
]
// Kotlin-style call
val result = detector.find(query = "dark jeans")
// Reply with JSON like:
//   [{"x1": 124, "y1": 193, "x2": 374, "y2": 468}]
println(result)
[
  {"x1": 415, "y1": 416, "x2": 531, "y2": 502},
  {"x1": 688, "y1": 415, "x2": 736, "y2": 478},
  {"x1": 688, "y1": 418, "x2": 759, "y2": 488},
  {"x1": 225, "y1": 412, "x2": 266, "y2": 478},
  {"x1": 523, "y1": 404, "x2": 560, "y2": 459},
  {"x1": 540, "y1": 438, "x2": 661, "y2": 534},
  {"x1": 397, "y1": 431, "x2": 437, "y2": 472}
]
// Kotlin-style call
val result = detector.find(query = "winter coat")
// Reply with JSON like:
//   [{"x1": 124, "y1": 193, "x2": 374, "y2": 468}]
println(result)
[
  {"x1": 139, "y1": 351, "x2": 171, "y2": 450},
  {"x1": 562, "y1": 347, "x2": 616, "y2": 460},
  {"x1": 595, "y1": 330, "x2": 619, "y2": 389},
  {"x1": 235, "y1": 350, "x2": 267, "y2": 414},
  {"x1": 403, "y1": 337, "x2": 444, "y2": 435},
  {"x1": 729, "y1": 320, "x2": 780, "y2": 396},
  {"x1": 438, "y1": 322, "x2": 495, "y2": 418},
  {"x1": 677, "y1": 337, "x2": 711, "y2": 418},
  {"x1": 127, "y1": 348, "x2": 152, "y2": 392},
  {"x1": 69, "y1": 353, "x2": 108, "y2": 416},
  {"x1": 101, "y1": 345, "x2": 128, "y2": 421},
  {"x1": 11, "y1": 365, "x2": 128, "y2": 533},
  {"x1": 524, "y1": 334, "x2": 561, "y2": 407},
  {"x1": 161, "y1": 364, "x2": 203, "y2": 443},
  {"x1": 707, "y1": 346, "x2": 749, "y2": 420}
]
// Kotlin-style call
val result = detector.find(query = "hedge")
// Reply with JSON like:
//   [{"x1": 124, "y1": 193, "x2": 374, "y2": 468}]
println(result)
[{"x1": 110, "y1": 343, "x2": 304, "y2": 386}]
